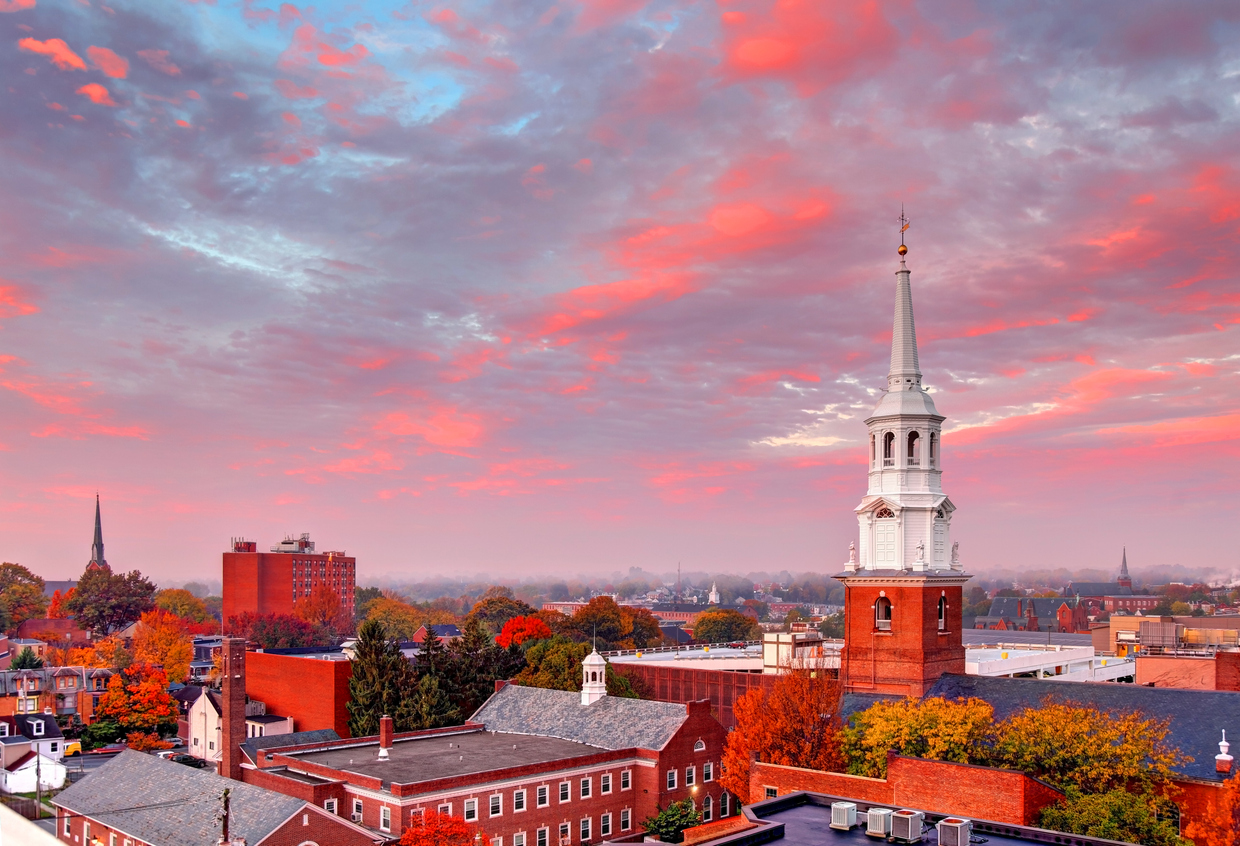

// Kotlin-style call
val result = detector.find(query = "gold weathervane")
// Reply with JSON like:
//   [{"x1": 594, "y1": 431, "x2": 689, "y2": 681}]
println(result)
[{"x1": 898, "y1": 206, "x2": 910, "y2": 256}]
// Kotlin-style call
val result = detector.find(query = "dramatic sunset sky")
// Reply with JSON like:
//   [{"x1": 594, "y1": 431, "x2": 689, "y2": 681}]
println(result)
[{"x1": 1, "y1": 0, "x2": 1237, "y2": 584}]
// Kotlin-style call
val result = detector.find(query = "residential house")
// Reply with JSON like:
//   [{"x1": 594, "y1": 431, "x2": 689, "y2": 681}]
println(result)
[
  {"x1": 0, "y1": 667, "x2": 102, "y2": 721},
  {"x1": 1, "y1": 748, "x2": 66, "y2": 795},
  {"x1": 411, "y1": 623, "x2": 462, "y2": 644},
  {"x1": 53, "y1": 750, "x2": 381, "y2": 846},
  {"x1": 3, "y1": 714, "x2": 67, "y2": 762}
]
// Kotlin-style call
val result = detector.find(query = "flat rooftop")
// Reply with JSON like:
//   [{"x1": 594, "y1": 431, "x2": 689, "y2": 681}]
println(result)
[
  {"x1": 288, "y1": 728, "x2": 611, "y2": 786},
  {"x1": 963, "y1": 630, "x2": 1092, "y2": 647}
]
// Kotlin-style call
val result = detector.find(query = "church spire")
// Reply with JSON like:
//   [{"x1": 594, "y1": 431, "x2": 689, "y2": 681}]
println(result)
[
  {"x1": 88, "y1": 494, "x2": 108, "y2": 572},
  {"x1": 888, "y1": 213, "x2": 922, "y2": 392}
]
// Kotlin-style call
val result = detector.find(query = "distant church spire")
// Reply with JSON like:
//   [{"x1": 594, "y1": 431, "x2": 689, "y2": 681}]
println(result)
[
  {"x1": 1117, "y1": 546, "x2": 1132, "y2": 589},
  {"x1": 88, "y1": 494, "x2": 109, "y2": 572}
]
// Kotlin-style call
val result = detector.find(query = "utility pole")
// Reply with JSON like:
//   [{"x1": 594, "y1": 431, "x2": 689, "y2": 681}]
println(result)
[{"x1": 35, "y1": 736, "x2": 42, "y2": 817}]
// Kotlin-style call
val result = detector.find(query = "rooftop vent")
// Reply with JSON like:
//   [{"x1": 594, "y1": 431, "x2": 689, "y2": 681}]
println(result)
[
  {"x1": 829, "y1": 802, "x2": 857, "y2": 831},
  {"x1": 865, "y1": 808, "x2": 892, "y2": 838},
  {"x1": 891, "y1": 810, "x2": 924, "y2": 843},
  {"x1": 937, "y1": 818, "x2": 971, "y2": 846}
]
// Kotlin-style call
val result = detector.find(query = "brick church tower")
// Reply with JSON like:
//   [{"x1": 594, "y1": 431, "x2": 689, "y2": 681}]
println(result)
[
  {"x1": 838, "y1": 232, "x2": 970, "y2": 697},
  {"x1": 220, "y1": 637, "x2": 247, "y2": 781}
]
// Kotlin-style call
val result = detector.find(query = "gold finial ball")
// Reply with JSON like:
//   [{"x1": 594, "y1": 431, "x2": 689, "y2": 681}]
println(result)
[{"x1": 898, "y1": 244, "x2": 908, "y2": 256}]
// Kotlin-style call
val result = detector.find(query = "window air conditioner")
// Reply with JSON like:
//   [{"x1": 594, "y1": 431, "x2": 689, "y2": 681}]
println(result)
[
  {"x1": 829, "y1": 802, "x2": 857, "y2": 831},
  {"x1": 351, "y1": 813, "x2": 363, "y2": 823},
  {"x1": 891, "y1": 810, "x2": 924, "y2": 843},
  {"x1": 865, "y1": 808, "x2": 892, "y2": 837},
  {"x1": 937, "y1": 818, "x2": 971, "y2": 846}
]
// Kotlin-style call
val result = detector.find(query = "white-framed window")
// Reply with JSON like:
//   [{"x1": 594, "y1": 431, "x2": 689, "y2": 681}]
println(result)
[
  {"x1": 31, "y1": 721, "x2": 44, "y2": 737},
  {"x1": 63, "y1": 815, "x2": 71, "y2": 836},
  {"x1": 580, "y1": 777, "x2": 591, "y2": 798},
  {"x1": 514, "y1": 833, "x2": 526, "y2": 846},
  {"x1": 559, "y1": 822, "x2": 571, "y2": 845},
  {"x1": 703, "y1": 796, "x2": 713, "y2": 822},
  {"x1": 580, "y1": 817, "x2": 591, "y2": 842},
  {"x1": 209, "y1": 740, "x2": 215, "y2": 751},
  {"x1": 666, "y1": 770, "x2": 677, "y2": 790},
  {"x1": 685, "y1": 766, "x2": 695, "y2": 786},
  {"x1": 693, "y1": 739, "x2": 706, "y2": 752},
  {"x1": 0, "y1": 724, "x2": 7, "y2": 737},
  {"x1": 537, "y1": 827, "x2": 549, "y2": 846},
  {"x1": 491, "y1": 838, "x2": 503, "y2": 846},
  {"x1": 514, "y1": 789, "x2": 527, "y2": 812},
  {"x1": 465, "y1": 799, "x2": 479, "y2": 822},
  {"x1": 704, "y1": 762, "x2": 713, "y2": 782},
  {"x1": 621, "y1": 809, "x2": 631, "y2": 831},
  {"x1": 438, "y1": 803, "x2": 452, "y2": 816},
  {"x1": 324, "y1": 799, "x2": 337, "y2": 815},
  {"x1": 50, "y1": 742, "x2": 58, "y2": 753},
  {"x1": 381, "y1": 806, "x2": 391, "y2": 832},
  {"x1": 354, "y1": 798, "x2": 365, "y2": 818},
  {"x1": 84, "y1": 823, "x2": 91, "y2": 841},
  {"x1": 600, "y1": 773, "x2": 612, "y2": 795},
  {"x1": 621, "y1": 770, "x2": 631, "y2": 790},
  {"x1": 559, "y1": 781, "x2": 571, "y2": 803},
  {"x1": 411, "y1": 808, "x2": 425, "y2": 824},
  {"x1": 110, "y1": 832, "x2": 118, "y2": 846},
  {"x1": 720, "y1": 793, "x2": 729, "y2": 817},
  {"x1": 601, "y1": 813, "x2": 612, "y2": 837},
  {"x1": 490, "y1": 794, "x2": 502, "y2": 817},
  {"x1": 537, "y1": 785, "x2": 549, "y2": 807}
]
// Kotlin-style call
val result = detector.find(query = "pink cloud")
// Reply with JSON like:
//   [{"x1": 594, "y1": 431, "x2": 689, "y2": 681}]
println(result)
[
  {"x1": 19, "y1": 37, "x2": 86, "y2": 70},
  {"x1": 274, "y1": 78, "x2": 318, "y2": 99},
  {"x1": 0, "y1": 0, "x2": 37, "y2": 11},
  {"x1": 86, "y1": 45, "x2": 128, "y2": 78},
  {"x1": 136, "y1": 49, "x2": 180, "y2": 75},
  {"x1": 76, "y1": 83, "x2": 116, "y2": 106}
]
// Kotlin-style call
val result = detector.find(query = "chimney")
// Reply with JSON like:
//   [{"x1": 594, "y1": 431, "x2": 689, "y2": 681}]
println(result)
[
  {"x1": 221, "y1": 637, "x2": 247, "y2": 781},
  {"x1": 1217, "y1": 730, "x2": 1233, "y2": 775},
  {"x1": 378, "y1": 714, "x2": 394, "y2": 761}
]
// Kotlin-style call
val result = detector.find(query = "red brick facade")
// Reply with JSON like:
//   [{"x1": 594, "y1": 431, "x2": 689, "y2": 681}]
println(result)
[
  {"x1": 749, "y1": 754, "x2": 1063, "y2": 826},
  {"x1": 245, "y1": 651, "x2": 353, "y2": 737},
  {"x1": 242, "y1": 701, "x2": 732, "y2": 844},
  {"x1": 223, "y1": 547, "x2": 356, "y2": 624},
  {"x1": 838, "y1": 575, "x2": 967, "y2": 696},
  {"x1": 1136, "y1": 652, "x2": 1240, "y2": 692},
  {"x1": 614, "y1": 665, "x2": 776, "y2": 727}
]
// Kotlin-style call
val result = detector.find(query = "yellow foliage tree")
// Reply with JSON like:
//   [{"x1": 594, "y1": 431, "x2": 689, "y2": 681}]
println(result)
[
  {"x1": 132, "y1": 609, "x2": 193, "y2": 683},
  {"x1": 154, "y1": 588, "x2": 212, "y2": 623},
  {"x1": 294, "y1": 583, "x2": 353, "y2": 635},
  {"x1": 365, "y1": 596, "x2": 424, "y2": 641},
  {"x1": 842, "y1": 696, "x2": 997, "y2": 778}
]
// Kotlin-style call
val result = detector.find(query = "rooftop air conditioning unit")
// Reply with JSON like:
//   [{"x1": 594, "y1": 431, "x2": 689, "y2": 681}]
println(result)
[
  {"x1": 351, "y1": 813, "x2": 363, "y2": 823},
  {"x1": 830, "y1": 802, "x2": 858, "y2": 831},
  {"x1": 937, "y1": 818, "x2": 971, "y2": 846},
  {"x1": 891, "y1": 810, "x2": 924, "y2": 843},
  {"x1": 866, "y1": 808, "x2": 893, "y2": 838}
]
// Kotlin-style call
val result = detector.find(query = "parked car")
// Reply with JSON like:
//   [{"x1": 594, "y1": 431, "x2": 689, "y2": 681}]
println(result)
[
  {"x1": 170, "y1": 754, "x2": 209, "y2": 769},
  {"x1": 86, "y1": 742, "x2": 128, "y2": 755}
]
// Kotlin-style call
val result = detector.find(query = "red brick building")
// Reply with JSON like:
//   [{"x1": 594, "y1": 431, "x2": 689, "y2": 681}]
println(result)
[
  {"x1": 222, "y1": 534, "x2": 356, "y2": 624},
  {"x1": 246, "y1": 650, "x2": 353, "y2": 738}
]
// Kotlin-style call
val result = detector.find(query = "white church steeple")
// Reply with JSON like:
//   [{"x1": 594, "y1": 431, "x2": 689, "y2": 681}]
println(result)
[{"x1": 848, "y1": 232, "x2": 959, "y2": 574}]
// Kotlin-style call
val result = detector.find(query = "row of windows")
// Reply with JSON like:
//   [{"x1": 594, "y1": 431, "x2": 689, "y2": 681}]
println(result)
[
  {"x1": 873, "y1": 597, "x2": 949, "y2": 631},
  {"x1": 344, "y1": 802, "x2": 638, "y2": 839},
  {"x1": 65, "y1": 820, "x2": 134, "y2": 846},
  {"x1": 871, "y1": 431, "x2": 937, "y2": 469},
  {"x1": 666, "y1": 762, "x2": 715, "y2": 791}
]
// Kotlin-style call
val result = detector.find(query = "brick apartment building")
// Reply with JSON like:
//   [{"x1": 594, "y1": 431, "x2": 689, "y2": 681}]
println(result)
[
  {"x1": 231, "y1": 646, "x2": 730, "y2": 843},
  {"x1": 222, "y1": 533, "x2": 356, "y2": 623}
]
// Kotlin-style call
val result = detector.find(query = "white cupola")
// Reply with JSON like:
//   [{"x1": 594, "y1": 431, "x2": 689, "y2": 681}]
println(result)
[{"x1": 581, "y1": 649, "x2": 608, "y2": 705}]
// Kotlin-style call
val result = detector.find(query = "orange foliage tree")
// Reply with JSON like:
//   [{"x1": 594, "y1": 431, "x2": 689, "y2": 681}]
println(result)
[
  {"x1": 132, "y1": 609, "x2": 194, "y2": 683},
  {"x1": 294, "y1": 583, "x2": 353, "y2": 635},
  {"x1": 1183, "y1": 770, "x2": 1240, "y2": 846},
  {"x1": 95, "y1": 663, "x2": 178, "y2": 735},
  {"x1": 125, "y1": 731, "x2": 173, "y2": 752},
  {"x1": 720, "y1": 665, "x2": 845, "y2": 802},
  {"x1": 48, "y1": 587, "x2": 75, "y2": 619},
  {"x1": 400, "y1": 810, "x2": 482, "y2": 846},
  {"x1": 496, "y1": 615, "x2": 552, "y2": 648}
]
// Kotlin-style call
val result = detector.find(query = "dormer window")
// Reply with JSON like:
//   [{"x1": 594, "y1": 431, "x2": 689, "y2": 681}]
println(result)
[
  {"x1": 31, "y1": 720, "x2": 44, "y2": 737},
  {"x1": 0, "y1": 724, "x2": 8, "y2": 737}
]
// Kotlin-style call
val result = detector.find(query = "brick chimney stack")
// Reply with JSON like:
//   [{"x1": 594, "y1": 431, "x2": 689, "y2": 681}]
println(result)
[
  {"x1": 221, "y1": 637, "x2": 247, "y2": 781},
  {"x1": 378, "y1": 714, "x2": 394, "y2": 761},
  {"x1": 1217, "y1": 730, "x2": 1233, "y2": 775}
]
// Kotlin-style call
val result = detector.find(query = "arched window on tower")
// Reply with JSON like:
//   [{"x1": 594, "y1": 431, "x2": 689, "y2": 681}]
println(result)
[
  {"x1": 938, "y1": 596, "x2": 947, "y2": 631},
  {"x1": 883, "y1": 432, "x2": 895, "y2": 467},
  {"x1": 907, "y1": 431, "x2": 920, "y2": 466},
  {"x1": 875, "y1": 597, "x2": 893, "y2": 631},
  {"x1": 929, "y1": 433, "x2": 937, "y2": 468}
]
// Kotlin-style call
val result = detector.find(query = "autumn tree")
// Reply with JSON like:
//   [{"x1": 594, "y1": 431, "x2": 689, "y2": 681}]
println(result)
[
  {"x1": 347, "y1": 619, "x2": 417, "y2": 736},
  {"x1": 721, "y1": 666, "x2": 845, "y2": 801},
  {"x1": 842, "y1": 697, "x2": 996, "y2": 778},
  {"x1": 154, "y1": 588, "x2": 212, "y2": 623},
  {"x1": 513, "y1": 636, "x2": 637, "y2": 698},
  {"x1": 1182, "y1": 770, "x2": 1240, "y2": 846},
  {"x1": 95, "y1": 663, "x2": 178, "y2": 735},
  {"x1": 496, "y1": 615, "x2": 552, "y2": 648},
  {"x1": 400, "y1": 809, "x2": 481, "y2": 846},
  {"x1": 692, "y1": 609, "x2": 760, "y2": 644},
  {"x1": 66, "y1": 568, "x2": 156, "y2": 635},
  {"x1": 125, "y1": 731, "x2": 173, "y2": 752},
  {"x1": 0, "y1": 562, "x2": 48, "y2": 630},
  {"x1": 294, "y1": 583, "x2": 353, "y2": 636},
  {"x1": 365, "y1": 596, "x2": 423, "y2": 641},
  {"x1": 467, "y1": 595, "x2": 537, "y2": 635},
  {"x1": 569, "y1": 597, "x2": 628, "y2": 647},
  {"x1": 622, "y1": 606, "x2": 663, "y2": 648},
  {"x1": 227, "y1": 612, "x2": 326, "y2": 648},
  {"x1": 48, "y1": 587, "x2": 75, "y2": 619},
  {"x1": 132, "y1": 609, "x2": 194, "y2": 683}
]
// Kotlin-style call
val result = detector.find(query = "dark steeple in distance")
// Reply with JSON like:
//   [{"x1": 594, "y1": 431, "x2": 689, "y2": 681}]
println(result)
[
  {"x1": 87, "y1": 494, "x2": 109, "y2": 572},
  {"x1": 1117, "y1": 546, "x2": 1132, "y2": 590}
]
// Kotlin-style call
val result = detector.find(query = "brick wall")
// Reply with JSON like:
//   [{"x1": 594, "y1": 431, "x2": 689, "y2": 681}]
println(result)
[
  {"x1": 1135, "y1": 655, "x2": 1218, "y2": 690},
  {"x1": 614, "y1": 665, "x2": 775, "y2": 728},
  {"x1": 1175, "y1": 777, "x2": 1237, "y2": 846},
  {"x1": 246, "y1": 651, "x2": 353, "y2": 737},
  {"x1": 1214, "y1": 651, "x2": 1240, "y2": 692},
  {"x1": 749, "y1": 753, "x2": 1062, "y2": 826},
  {"x1": 261, "y1": 804, "x2": 379, "y2": 846}
]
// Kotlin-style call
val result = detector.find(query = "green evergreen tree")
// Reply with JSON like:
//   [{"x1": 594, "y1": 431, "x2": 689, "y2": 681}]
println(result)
[
  {"x1": 448, "y1": 617, "x2": 503, "y2": 717},
  {"x1": 398, "y1": 675, "x2": 461, "y2": 730},
  {"x1": 347, "y1": 619, "x2": 415, "y2": 737},
  {"x1": 12, "y1": 646, "x2": 43, "y2": 670},
  {"x1": 642, "y1": 800, "x2": 703, "y2": 843}
]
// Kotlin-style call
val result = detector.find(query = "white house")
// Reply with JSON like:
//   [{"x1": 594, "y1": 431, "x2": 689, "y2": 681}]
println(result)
[{"x1": 1, "y1": 750, "x2": 65, "y2": 794}]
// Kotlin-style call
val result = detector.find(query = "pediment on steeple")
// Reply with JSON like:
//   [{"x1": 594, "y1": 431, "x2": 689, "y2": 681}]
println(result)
[{"x1": 855, "y1": 496, "x2": 901, "y2": 516}]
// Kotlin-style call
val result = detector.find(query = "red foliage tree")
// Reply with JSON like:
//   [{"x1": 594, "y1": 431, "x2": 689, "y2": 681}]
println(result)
[
  {"x1": 497, "y1": 615, "x2": 553, "y2": 648},
  {"x1": 47, "y1": 587, "x2": 75, "y2": 619},
  {"x1": 400, "y1": 810, "x2": 482, "y2": 846},
  {"x1": 96, "y1": 663, "x2": 179, "y2": 735}
]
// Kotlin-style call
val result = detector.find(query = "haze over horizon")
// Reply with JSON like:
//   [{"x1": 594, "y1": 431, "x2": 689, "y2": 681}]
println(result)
[{"x1": 1, "y1": 1, "x2": 1237, "y2": 584}]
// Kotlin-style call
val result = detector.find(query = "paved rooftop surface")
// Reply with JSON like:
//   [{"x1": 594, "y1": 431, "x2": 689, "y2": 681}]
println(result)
[
  {"x1": 290, "y1": 728, "x2": 608, "y2": 786},
  {"x1": 962, "y1": 630, "x2": 1093, "y2": 647}
]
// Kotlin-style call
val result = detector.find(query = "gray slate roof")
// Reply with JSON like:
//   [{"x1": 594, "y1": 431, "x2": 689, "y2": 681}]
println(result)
[
  {"x1": 927, "y1": 673, "x2": 1240, "y2": 783},
  {"x1": 1063, "y1": 582, "x2": 1132, "y2": 597},
  {"x1": 242, "y1": 729, "x2": 341, "y2": 764},
  {"x1": 53, "y1": 750, "x2": 306, "y2": 846},
  {"x1": 472, "y1": 684, "x2": 689, "y2": 751}
]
